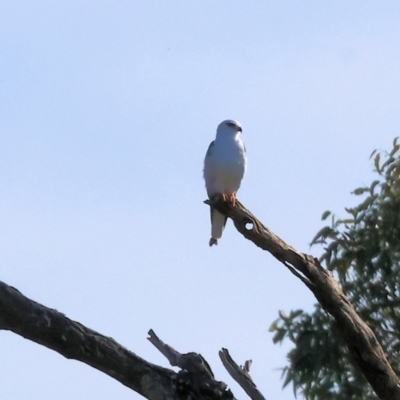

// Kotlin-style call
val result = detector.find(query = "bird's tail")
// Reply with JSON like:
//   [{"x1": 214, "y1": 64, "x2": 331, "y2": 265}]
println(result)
[{"x1": 209, "y1": 209, "x2": 227, "y2": 247}]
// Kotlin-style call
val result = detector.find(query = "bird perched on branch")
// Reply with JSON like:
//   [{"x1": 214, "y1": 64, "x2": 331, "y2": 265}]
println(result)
[{"x1": 203, "y1": 120, "x2": 247, "y2": 246}]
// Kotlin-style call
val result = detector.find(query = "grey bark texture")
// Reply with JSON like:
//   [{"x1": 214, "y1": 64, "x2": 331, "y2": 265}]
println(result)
[
  {"x1": 2, "y1": 196, "x2": 399, "y2": 399},
  {"x1": 0, "y1": 280, "x2": 262, "y2": 399},
  {"x1": 206, "y1": 196, "x2": 400, "y2": 400}
]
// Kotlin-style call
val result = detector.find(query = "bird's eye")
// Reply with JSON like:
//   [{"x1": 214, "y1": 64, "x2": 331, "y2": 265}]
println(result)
[{"x1": 226, "y1": 122, "x2": 235, "y2": 128}]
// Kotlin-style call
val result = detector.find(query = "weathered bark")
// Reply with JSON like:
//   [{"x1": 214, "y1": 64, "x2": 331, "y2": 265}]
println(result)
[
  {"x1": 2, "y1": 197, "x2": 397, "y2": 399},
  {"x1": 0, "y1": 281, "x2": 236, "y2": 400},
  {"x1": 219, "y1": 348, "x2": 266, "y2": 400},
  {"x1": 206, "y1": 196, "x2": 400, "y2": 400},
  {"x1": 147, "y1": 331, "x2": 264, "y2": 400}
]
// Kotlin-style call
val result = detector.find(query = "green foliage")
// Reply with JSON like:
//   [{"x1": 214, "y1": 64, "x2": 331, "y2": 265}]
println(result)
[{"x1": 270, "y1": 138, "x2": 400, "y2": 399}]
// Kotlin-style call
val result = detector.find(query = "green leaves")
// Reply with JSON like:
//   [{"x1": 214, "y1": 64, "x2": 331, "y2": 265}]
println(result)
[
  {"x1": 374, "y1": 152, "x2": 381, "y2": 173},
  {"x1": 310, "y1": 226, "x2": 334, "y2": 246},
  {"x1": 273, "y1": 139, "x2": 400, "y2": 400},
  {"x1": 321, "y1": 210, "x2": 331, "y2": 220},
  {"x1": 352, "y1": 186, "x2": 369, "y2": 196}
]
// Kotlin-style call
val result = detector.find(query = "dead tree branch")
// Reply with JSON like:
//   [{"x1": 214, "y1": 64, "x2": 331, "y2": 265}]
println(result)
[
  {"x1": 205, "y1": 196, "x2": 400, "y2": 400},
  {"x1": 0, "y1": 281, "x2": 236, "y2": 400},
  {"x1": 219, "y1": 348, "x2": 266, "y2": 400},
  {"x1": 147, "y1": 329, "x2": 233, "y2": 398}
]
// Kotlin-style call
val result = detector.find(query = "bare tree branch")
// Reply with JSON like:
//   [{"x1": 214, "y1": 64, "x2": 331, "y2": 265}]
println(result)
[
  {"x1": 3, "y1": 195, "x2": 398, "y2": 399},
  {"x1": 219, "y1": 348, "x2": 266, "y2": 400},
  {"x1": 206, "y1": 197, "x2": 400, "y2": 400},
  {"x1": 0, "y1": 281, "x2": 236, "y2": 400},
  {"x1": 148, "y1": 329, "x2": 232, "y2": 397}
]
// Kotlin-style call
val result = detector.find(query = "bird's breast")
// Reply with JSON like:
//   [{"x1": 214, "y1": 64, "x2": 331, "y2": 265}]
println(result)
[
  {"x1": 208, "y1": 139, "x2": 246, "y2": 195},
  {"x1": 213, "y1": 140, "x2": 246, "y2": 167}
]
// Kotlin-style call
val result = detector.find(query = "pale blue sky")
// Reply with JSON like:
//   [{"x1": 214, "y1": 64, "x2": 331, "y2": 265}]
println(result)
[{"x1": 1, "y1": 2, "x2": 400, "y2": 399}]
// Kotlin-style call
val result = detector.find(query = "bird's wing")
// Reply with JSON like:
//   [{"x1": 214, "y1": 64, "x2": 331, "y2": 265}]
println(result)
[
  {"x1": 205, "y1": 140, "x2": 215, "y2": 157},
  {"x1": 204, "y1": 140, "x2": 227, "y2": 241},
  {"x1": 203, "y1": 141, "x2": 217, "y2": 198}
]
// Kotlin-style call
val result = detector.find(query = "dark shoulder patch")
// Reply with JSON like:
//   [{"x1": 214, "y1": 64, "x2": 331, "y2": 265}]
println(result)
[{"x1": 206, "y1": 141, "x2": 215, "y2": 157}]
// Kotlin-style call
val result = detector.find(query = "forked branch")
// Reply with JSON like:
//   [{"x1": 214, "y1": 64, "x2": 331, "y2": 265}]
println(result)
[
  {"x1": 219, "y1": 348, "x2": 266, "y2": 400},
  {"x1": 0, "y1": 281, "x2": 236, "y2": 400}
]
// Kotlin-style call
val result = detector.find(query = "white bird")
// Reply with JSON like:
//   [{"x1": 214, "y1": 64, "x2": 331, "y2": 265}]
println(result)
[{"x1": 203, "y1": 120, "x2": 247, "y2": 246}]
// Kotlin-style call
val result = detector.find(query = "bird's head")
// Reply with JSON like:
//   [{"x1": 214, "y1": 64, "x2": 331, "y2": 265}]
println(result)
[{"x1": 216, "y1": 119, "x2": 243, "y2": 139}]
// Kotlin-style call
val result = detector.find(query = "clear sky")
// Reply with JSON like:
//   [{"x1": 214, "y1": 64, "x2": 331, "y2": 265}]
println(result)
[{"x1": 1, "y1": 2, "x2": 400, "y2": 399}]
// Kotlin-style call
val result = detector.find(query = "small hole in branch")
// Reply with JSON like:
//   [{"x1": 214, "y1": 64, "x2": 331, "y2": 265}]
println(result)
[{"x1": 245, "y1": 222, "x2": 254, "y2": 231}]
